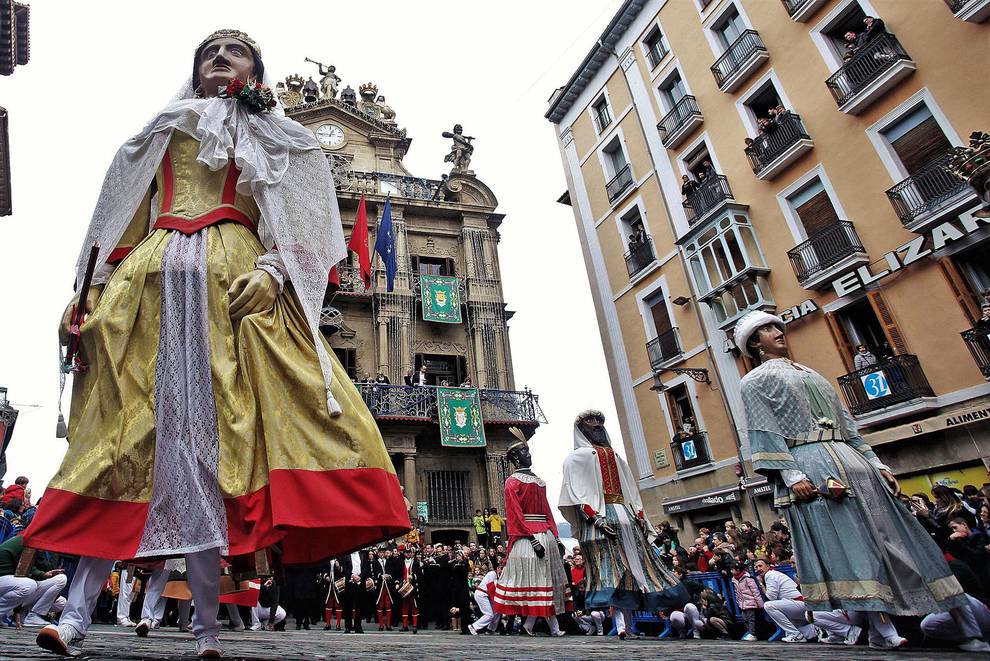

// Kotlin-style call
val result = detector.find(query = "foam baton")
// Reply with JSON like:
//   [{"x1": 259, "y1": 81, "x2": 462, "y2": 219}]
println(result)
[{"x1": 62, "y1": 244, "x2": 100, "y2": 374}]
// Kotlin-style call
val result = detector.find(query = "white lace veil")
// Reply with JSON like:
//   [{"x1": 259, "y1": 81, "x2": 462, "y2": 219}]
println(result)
[{"x1": 71, "y1": 69, "x2": 347, "y2": 416}]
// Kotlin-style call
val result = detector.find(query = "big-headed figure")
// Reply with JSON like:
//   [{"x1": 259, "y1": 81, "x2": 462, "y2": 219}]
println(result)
[
  {"x1": 30, "y1": 29, "x2": 409, "y2": 658},
  {"x1": 559, "y1": 411, "x2": 688, "y2": 638}
]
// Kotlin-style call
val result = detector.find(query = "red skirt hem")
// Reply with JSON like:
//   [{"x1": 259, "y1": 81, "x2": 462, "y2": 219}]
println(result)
[{"x1": 24, "y1": 467, "x2": 410, "y2": 563}]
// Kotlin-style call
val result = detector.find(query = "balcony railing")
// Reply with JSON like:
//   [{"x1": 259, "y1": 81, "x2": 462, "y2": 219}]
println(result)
[
  {"x1": 710, "y1": 30, "x2": 768, "y2": 90},
  {"x1": 646, "y1": 41, "x2": 669, "y2": 68},
  {"x1": 886, "y1": 154, "x2": 971, "y2": 227},
  {"x1": 744, "y1": 112, "x2": 811, "y2": 176},
  {"x1": 781, "y1": 0, "x2": 812, "y2": 16},
  {"x1": 358, "y1": 384, "x2": 545, "y2": 425},
  {"x1": 945, "y1": 0, "x2": 973, "y2": 11},
  {"x1": 787, "y1": 221, "x2": 865, "y2": 285},
  {"x1": 606, "y1": 163, "x2": 634, "y2": 203},
  {"x1": 657, "y1": 95, "x2": 702, "y2": 147},
  {"x1": 593, "y1": 107, "x2": 613, "y2": 134},
  {"x1": 683, "y1": 175, "x2": 733, "y2": 225},
  {"x1": 825, "y1": 33, "x2": 912, "y2": 108},
  {"x1": 647, "y1": 328, "x2": 682, "y2": 369},
  {"x1": 671, "y1": 432, "x2": 711, "y2": 471},
  {"x1": 837, "y1": 354, "x2": 935, "y2": 416},
  {"x1": 332, "y1": 263, "x2": 369, "y2": 295},
  {"x1": 625, "y1": 237, "x2": 656, "y2": 277},
  {"x1": 962, "y1": 326, "x2": 990, "y2": 379}
]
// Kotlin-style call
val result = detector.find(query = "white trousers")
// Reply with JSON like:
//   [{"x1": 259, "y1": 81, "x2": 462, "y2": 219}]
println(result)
[
  {"x1": 472, "y1": 591, "x2": 498, "y2": 631},
  {"x1": 577, "y1": 611, "x2": 604, "y2": 633},
  {"x1": 523, "y1": 614, "x2": 561, "y2": 634},
  {"x1": 141, "y1": 568, "x2": 169, "y2": 622},
  {"x1": 812, "y1": 609, "x2": 857, "y2": 638},
  {"x1": 921, "y1": 595, "x2": 987, "y2": 642},
  {"x1": 0, "y1": 574, "x2": 67, "y2": 617},
  {"x1": 764, "y1": 599, "x2": 815, "y2": 638},
  {"x1": 251, "y1": 604, "x2": 285, "y2": 626},
  {"x1": 116, "y1": 567, "x2": 133, "y2": 622},
  {"x1": 62, "y1": 548, "x2": 221, "y2": 641},
  {"x1": 612, "y1": 607, "x2": 634, "y2": 634},
  {"x1": 669, "y1": 602, "x2": 702, "y2": 632}
]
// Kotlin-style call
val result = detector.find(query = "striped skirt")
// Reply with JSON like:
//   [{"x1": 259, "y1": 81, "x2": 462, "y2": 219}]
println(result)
[{"x1": 493, "y1": 531, "x2": 569, "y2": 617}]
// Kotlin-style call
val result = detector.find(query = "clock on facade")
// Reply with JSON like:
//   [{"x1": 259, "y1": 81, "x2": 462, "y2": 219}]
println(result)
[{"x1": 315, "y1": 123, "x2": 345, "y2": 149}]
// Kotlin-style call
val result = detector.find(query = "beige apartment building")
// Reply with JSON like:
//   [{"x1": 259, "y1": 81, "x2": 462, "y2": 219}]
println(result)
[
  {"x1": 277, "y1": 71, "x2": 544, "y2": 545},
  {"x1": 547, "y1": 0, "x2": 990, "y2": 537}
]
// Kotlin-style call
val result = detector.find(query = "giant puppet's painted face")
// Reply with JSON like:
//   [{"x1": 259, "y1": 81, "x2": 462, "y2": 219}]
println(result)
[
  {"x1": 579, "y1": 414, "x2": 610, "y2": 448},
  {"x1": 195, "y1": 37, "x2": 258, "y2": 97},
  {"x1": 507, "y1": 444, "x2": 533, "y2": 469}
]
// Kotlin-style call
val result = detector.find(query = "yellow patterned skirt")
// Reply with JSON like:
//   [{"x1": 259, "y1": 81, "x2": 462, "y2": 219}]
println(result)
[{"x1": 26, "y1": 222, "x2": 409, "y2": 563}]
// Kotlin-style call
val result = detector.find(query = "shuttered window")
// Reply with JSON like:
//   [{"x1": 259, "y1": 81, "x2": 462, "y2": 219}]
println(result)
[
  {"x1": 884, "y1": 106, "x2": 952, "y2": 175},
  {"x1": 650, "y1": 298, "x2": 674, "y2": 335},
  {"x1": 793, "y1": 181, "x2": 840, "y2": 237}
]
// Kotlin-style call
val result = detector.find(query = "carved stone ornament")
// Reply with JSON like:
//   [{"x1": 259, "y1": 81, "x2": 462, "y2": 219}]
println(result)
[{"x1": 414, "y1": 340, "x2": 467, "y2": 354}]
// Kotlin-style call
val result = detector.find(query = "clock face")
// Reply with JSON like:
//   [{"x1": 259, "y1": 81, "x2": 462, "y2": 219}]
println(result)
[{"x1": 316, "y1": 123, "x2": 345, "y2": 148}]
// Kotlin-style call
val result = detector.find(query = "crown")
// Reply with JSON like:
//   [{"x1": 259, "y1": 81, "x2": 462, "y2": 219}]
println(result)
[
  {"x1": 284, "y1": 74, "x2": 304, "y2": 90},
  {"x1": 946, "y1": 131, "x2": 990, "y2": 184},
  {"x1": 359, "y1": 82, "x2": 378, "y2": 99},
  {"x1": 196, "y1": 29, "x2": 262, "y2": 59}
]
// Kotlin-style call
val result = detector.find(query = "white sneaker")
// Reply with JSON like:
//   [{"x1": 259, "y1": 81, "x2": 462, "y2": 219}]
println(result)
[
  {"x1": 135, "y1": 618, "x2": 153, "y2": 637},
  {"x1": 151, "y1": 619, "x2": 161, "y2": 629},
  {"x1": 782, "y1": 633, "x2": 807, "y2": 642},
  {"x1": 819, "y1": 633, "x2": 846, "y2": 644},
  {"x1": 248, "y1": 622, "x2": 262, "y2": 631},
  {"x1": 959, "y1": 639, "x2": 990, "y2": 653},
  {"x1": 691, "y1": 629, "x2": 701, "y2": 639},
  {"x1": 844, "y1": 625, "x2": 862, "y2": 646},
  {"x1": 117, "y1": 617, "x2": 136, "y2": 627},
  {"x1": 741, "y1": 632, "x2": 757, "y2": 641},
  {"x1": 196, "y1": 636, "x2": 223, "y2": 658},
  {"x1": 869, "y1": 635, "x2": 907, "y2": 650},
  {"x1": 37, "y1": 623, "x2": 85, "y2": 657},
  {"x1": 468, "y1": 623, "x2": 478, "y2": 635},
  {"x1": 22, "y1": 613, "x2": 50, "y2": 627}
]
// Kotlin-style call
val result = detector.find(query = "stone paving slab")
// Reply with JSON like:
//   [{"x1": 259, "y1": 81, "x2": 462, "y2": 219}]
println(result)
[{"x1": 0, "y1": 625, "x2": 986, "y2": 661}]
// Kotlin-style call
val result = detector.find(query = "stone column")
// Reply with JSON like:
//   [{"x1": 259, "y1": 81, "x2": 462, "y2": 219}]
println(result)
[
  {"x1": 403, "y1": 453, "x2": 417, "y2": 511},
  {"x1": 485, "y1": 452, "x2": 507, "y2": 512},
  {"x1": 377, "y1": 319, "x2": 389, "y2": 374}
]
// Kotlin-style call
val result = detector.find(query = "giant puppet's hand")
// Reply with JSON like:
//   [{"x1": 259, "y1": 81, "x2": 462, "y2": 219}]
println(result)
[
  {"x1": 228, "y1": 269, "x2": 278, "y2": 321},
  {"x1": 593, "y1": 516, "x2": 617, "y2": 538},
  {"x1": 529, "y1": 537, "x2": 546, "y2": 558},
  {"x1": 59, "y1": 288, "x2": 101, "y2": 346}
]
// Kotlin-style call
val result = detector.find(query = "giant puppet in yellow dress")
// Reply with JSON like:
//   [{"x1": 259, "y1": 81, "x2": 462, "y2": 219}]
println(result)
[{"x1": 25, "y1": 30, "x2": 409, "y2": 567}]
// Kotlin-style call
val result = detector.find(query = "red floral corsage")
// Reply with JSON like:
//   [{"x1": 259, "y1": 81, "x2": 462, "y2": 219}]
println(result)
[{"x1": 217, "y1": 78, "x2": 277, "y2": 114}]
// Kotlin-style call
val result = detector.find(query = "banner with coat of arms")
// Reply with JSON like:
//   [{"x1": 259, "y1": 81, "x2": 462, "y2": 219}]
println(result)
[
  {"x1": 437, "y1": 387, "x2": 486, "y2": 447},
  {"x1": 420, "y1": 274, "x2": 462, "y2": 324}
]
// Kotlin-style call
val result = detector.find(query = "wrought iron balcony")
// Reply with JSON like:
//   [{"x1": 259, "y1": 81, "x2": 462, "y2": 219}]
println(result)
[
  {"x1": 787, "y1": 221, "x2": 867, "y2": 288},
  {"x1": 744, "y1": 112, "x2": 813, "y2": 179},
  {"x1": 825, "y1": 33, "x2": 914, "y2": 112},
  {"x1": 837, "y1": 354, "x2": 935, "y2": 416},
  {"x1": 683, "y1": 175, "x2": 733, "y2": 225},
  {"x1": 780, "y1": 0, "x2": 828, "y2": 21},
  {"x1": 646, "y1": 41, "x2": 668, "y2": 69},
  {"x1": 332, "y1": 263, "x2": 369, "y2": 296},
  {"x1": 625, "y1": 237, "x2": 656, "y2": 277},
  {"x1": 886, "y1": 154, "x2": 973, "y2": 230},
  {"x1": 962, "y1": 326, "x2": 990, "y2": 379},
  {"x1": 710, "y1": 30, "x2": 768, "y2": 92},
  {"x1": 781, "y1": 0, "x2": 811, "y2": 15},
  {"x1": 671, "y1": 432, "x2": 711, "y2": 471},
  {"x1": 332, "y1": 165, "x2": 444, "y2": 201},
  {"x1": 479, "y1": 388, "x2": 547, "y2": 425},
  {"x1": 944, "y1": 0, "x2": 990, "y2": 21},
  {"x1": 358, "y1": 384, "x2": 545, "y2": 425},
  {"x1": 606, "y1": 163, "x2": 634, "y2": 203},
  {"x1": 593, "y1": 106, "x2": 613, "y2": 134},
  {"x1": 657, "y1": 95, "x2": 703, "y2": 149},
  {"x1": 647, "y1": 328, "x2": 683, "y2": 369}
]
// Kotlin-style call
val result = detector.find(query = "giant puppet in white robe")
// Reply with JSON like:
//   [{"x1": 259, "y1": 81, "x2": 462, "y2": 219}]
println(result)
[{"x1": 559, "y1": 410, "x2": 687, "y2": 637}]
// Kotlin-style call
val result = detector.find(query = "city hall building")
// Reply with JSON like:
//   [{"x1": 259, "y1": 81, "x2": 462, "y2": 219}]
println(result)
[
  {"x1": 278, "y1": 71, "x2": 544, "y2": 545},
  {"x1": 547, "y1": 0, "x2": 990, "y2": 536}
]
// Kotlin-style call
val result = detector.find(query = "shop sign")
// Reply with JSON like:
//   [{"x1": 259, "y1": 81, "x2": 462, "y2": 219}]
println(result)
[
  {"x1": 663, "y1": 488, "x2": 740, "y2": 514},
  {"x1": 946, "y1": 406, "x2": 990, "y2": 427},
  {"x1": 779, "y1": 299, "x2": 819, "y2": 325},
  {"x1": 832, "y1": 215, "x2": 989, "y2": 298},
  {"x1": 748, "y1": 483, "x2": 774, "y2": 497}
]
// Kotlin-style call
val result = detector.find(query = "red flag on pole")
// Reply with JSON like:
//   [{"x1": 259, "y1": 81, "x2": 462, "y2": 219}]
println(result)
[{"x1": 348, "y1": 194, "x2": 372, "y2": 290}]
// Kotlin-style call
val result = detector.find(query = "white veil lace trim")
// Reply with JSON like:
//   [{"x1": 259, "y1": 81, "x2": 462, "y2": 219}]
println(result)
[{"x1": 72, "y1": 77, "x2": 346, "y2": 415}]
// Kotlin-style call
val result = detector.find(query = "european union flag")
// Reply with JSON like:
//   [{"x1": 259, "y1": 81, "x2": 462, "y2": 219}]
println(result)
[{"x1": 374, "y1": 195, "x2": 397, "y2": 292}]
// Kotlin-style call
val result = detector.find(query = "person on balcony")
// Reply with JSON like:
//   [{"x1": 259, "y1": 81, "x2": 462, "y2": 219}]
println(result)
[
  {"x1": 559, "y1": 410, "x2": 688, "y2": 638},
  {"x1": 374, "y1": 372, "x2": 391, "y2": 385},
  {"x1": 680, "y1": 174, "x2": 699, "y2": 202},
  {"x1": 735, "y1": 310, "x2": 981, "y2": 651},
  {"x1": 852, "y1": 344, "x2": 878, "y2": 371}
]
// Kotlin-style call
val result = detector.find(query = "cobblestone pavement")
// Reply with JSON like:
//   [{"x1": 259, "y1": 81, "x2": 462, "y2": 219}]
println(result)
[{"x1": 1, "y1": 625, "x2": 987, "y2": 661}]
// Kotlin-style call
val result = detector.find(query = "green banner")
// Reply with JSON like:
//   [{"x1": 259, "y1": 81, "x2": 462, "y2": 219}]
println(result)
[
  {"x1": 421, "y1": 274, "x2": 462, "y2": 324},
  {"x1": 437, "y1": 387, "x2": 486, "y2": 447}
]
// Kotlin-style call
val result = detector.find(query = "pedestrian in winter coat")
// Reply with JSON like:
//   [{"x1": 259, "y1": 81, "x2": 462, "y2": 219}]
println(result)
[{"x1": 732, "y1": 568, "x2": 764, "y2": 641}]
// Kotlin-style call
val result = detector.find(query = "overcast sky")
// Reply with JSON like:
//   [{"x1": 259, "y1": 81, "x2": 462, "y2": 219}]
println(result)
[{"x1": 0, "y1": 1, "x2": 627, "y2": 512}]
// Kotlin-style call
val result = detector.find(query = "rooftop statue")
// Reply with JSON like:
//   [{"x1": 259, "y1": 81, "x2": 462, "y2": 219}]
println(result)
[{"x1": 442, "y1": 123, "x2": 475, "y2": 173}]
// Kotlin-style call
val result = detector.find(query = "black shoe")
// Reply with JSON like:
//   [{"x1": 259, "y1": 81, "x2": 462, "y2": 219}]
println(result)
[
  {"x1": 401, "y1": 626, "x2": 409, "y2": 632},
  {"x1": 304, "y1": 623, "x2": 311, "y2": 630},
  {"x1": 354, "y1": 628, "x2": 364, "y2": 634},
  {"x1": 324, "y1": 624, "x2": 332, "y2": 630},
  {"x1": 412, "y1": 628, "x2": 417, "y2": 634},
  {"x1": 344, "y1": 628, "x2": 353, "y2": 634}
]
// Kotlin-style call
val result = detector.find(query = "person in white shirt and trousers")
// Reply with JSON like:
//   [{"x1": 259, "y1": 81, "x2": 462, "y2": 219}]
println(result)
[{"x1": 756, "y1": 558, "x2": 816, "y2": 642}]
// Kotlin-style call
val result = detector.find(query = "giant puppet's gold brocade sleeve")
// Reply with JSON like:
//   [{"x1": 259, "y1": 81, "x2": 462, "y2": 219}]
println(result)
[{"x1": 109, "y1": 182, "x2": 156, "y2": 263}]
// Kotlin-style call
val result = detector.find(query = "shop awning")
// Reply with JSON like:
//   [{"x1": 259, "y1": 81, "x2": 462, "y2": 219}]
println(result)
[
  {"x1": 662, "y1": 484, "x2": 740, "y2": 514},
  {"x1": 862, "y1": 398, "x2": 990, "y2": 447}
]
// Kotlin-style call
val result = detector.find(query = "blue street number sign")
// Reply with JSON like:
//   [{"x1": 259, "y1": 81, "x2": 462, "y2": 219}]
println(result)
[
  {"x1": 861, "y1": 370, "x2": 891, "y2": 400},
  {"x1": 682, "y1": 439, "x2": 697, "y2": 461}
]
